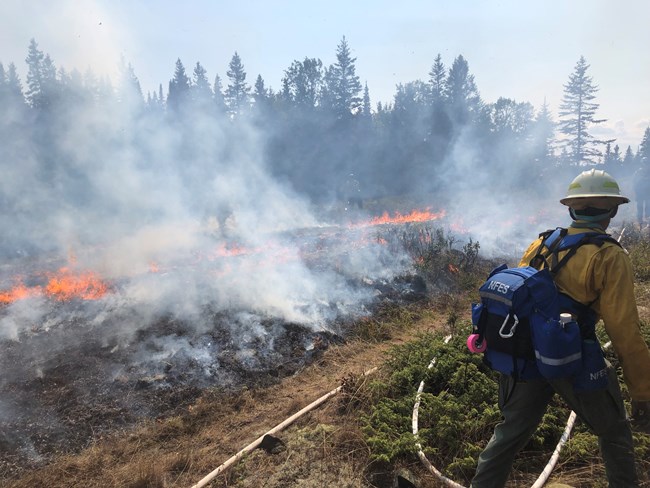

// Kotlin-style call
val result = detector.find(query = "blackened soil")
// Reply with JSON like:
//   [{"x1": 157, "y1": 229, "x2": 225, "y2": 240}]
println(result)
[
  {"x1": 0, "y1": 273, "x2": 425, "y2": 480},
  {"x1": 0, "y1": 308, "x2": 340, "y2": 479}
]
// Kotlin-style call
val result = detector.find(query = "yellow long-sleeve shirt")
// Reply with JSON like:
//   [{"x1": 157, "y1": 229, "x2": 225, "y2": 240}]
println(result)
[{"x1": 519, "y1": 226, "x2": 650, "y2": 401}]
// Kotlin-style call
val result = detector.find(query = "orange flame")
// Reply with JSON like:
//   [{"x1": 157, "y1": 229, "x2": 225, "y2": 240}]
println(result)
[
  {"x1": 0, "y1": 283, "x2": 39, "y2": 304},
  {"x1": 45, "y1": 268, "x2": 108, "y2": 300},
  {"x1": 0, "y1": 268, "x2": 109, "y2": 304},
  {"x1": 356, "y1": 208, "x2": 446, "y2": 227},
  {"x1": 212, "y1": 243, "x2": 250, "y2": 258}
]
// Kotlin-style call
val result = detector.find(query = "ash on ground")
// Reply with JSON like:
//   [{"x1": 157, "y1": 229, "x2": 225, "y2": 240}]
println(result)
[{"x1": 0, "y1": 273, "x2": 426, "y2": 479}]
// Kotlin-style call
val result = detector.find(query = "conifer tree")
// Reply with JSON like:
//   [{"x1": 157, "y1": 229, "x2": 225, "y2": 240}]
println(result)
[
  {"x1": 638, "y1": 127, "x2": 650, "y2": 164},
  {"x1": 213, "y1": 74, "x2": 226, "y2": 114},
  {"x1": 558, "y1": 56, "x2": 608, "y2": 166},
  {"x1": 602, "y1": 143, "x2": 622, "y2": 174},
  {"x1": 623, "y1": 145, "x2": 636, "y2": 167},
  {"x1": 158, "y1": 84, "x2": 165, "y2": 108},
  {"x1": 362, "y1": 82, "x2": 371, "y2": 119},
  {"x1": 191, "y1": 61, "x2": 213, "y2": 108},
  {"x1": 252, "y1": 74, "x2": 273, "y2": 119},
  {"x1": 225, "y1": 52, "x2": 250, "y2": 117},
  {"x1": 25, "y1": 39, "x2": 46, "y2": 108},
  {"x1": 428, "y1": 53, "x2": 446, "y2": 105},
  {"x1": 323, "y1": 36, "x2": 362, "y2": 118},
  {"x1": 167, "y1": 58, "x2": 190, "y2": 113},
  {"x1": 253, "y1": 74, "x2": 268, "y2": 102},
  {"x1": 445, "y1": 55, "x2": 480, "y2": 125}
]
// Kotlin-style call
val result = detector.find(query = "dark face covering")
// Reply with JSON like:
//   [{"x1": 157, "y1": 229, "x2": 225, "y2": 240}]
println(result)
[
  {"x1": 569, "y1": 206, "x2": 617, "y2": 230},
  {"x1": 569, "y1": 206, "x2": 617, "y2": 221}
]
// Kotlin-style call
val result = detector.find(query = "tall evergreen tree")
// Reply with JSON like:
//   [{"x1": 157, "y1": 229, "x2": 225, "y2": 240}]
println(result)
[
  {"x1": 191, "y1": 61, "x2": 213, "y2": 108},
  {"x1": 361, "y1": 82, "x2": 372, "y2": 119},
  {"x1": 253, "y1": 75, "x2": 268, "y2": 102},
  {"x1": 602, "y1": 143, "x2": 623, "y2": 174},
  {"x1": 25, "y1": 38, "x2": 46, "y2": 108},
  {"x1": 638, "y1": 127, "x2": 650, "y2": 164},
  {"x1": 558, "y1": 56, "x2": 608, "y2": 166},
  {"x1": 167, "y1": 58, "x2": 190, "y2": 113},
  {"x1": 252, "y1": 74, "x2": 273, "y2": 119},
  {"x1": 225, "y1": 52, "x2": 250, "y2": 117},
  {"x1": 40, "y1": 54, "x2": 59, "y2": 109},
  {"x1": 213, "y1": 74, "x2": 226, "y2": 114},
  {"x1": 428, "y1": 53, "x2": 446, "y2": 105},
  {"x1": 323, "y1": 36, "x2": 362, "y2": 118},
  {"x1": 445, "y1": 55, "x2": 480, "y2": 125},
  {"x1": 623, "y1": 145, "x2": 636, "y2": 168},
  {"x1": 425, "y1": 54, "x2": 452, "y2": 157}
]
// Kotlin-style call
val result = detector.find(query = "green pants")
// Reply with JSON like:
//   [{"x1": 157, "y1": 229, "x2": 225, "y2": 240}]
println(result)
[{"x1": 471, "y1": 365, "x2": 638, "y2": 487}]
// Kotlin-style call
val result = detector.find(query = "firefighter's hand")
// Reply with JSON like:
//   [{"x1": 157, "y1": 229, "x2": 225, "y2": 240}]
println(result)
[{"x1": 631, "y1": 400, "x2": 650, "y2": 434}]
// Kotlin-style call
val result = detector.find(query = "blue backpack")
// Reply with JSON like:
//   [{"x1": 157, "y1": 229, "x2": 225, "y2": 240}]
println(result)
[{"x1": 469, "y1": 228, "x2": 620, "y2": 388}]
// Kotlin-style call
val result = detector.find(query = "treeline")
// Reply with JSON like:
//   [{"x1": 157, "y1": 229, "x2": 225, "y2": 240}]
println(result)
[{"x1": 1, "y1": 37, "x2": 649, "y2": 225}]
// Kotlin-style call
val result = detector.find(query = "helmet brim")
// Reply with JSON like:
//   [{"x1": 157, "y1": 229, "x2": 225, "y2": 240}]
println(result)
[{"x1": 560, "y1": 195, "x2": 630, "y2": 207}]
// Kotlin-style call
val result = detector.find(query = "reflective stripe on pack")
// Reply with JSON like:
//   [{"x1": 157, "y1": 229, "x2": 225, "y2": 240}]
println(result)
[{"x1": 534, "y1": 350, "x2": 582, "y2": 366}]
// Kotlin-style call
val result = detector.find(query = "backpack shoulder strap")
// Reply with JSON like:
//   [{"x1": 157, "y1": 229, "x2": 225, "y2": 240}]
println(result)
[
  {"x1": 529, "y1": 227, "x2": 567, "y2": 270},
  {"x1": 528, "y1": 228, "x2": 620, "y2": 274},
  {"x1": 550, "y1": 232, "x2": 621, "y2": 275}
]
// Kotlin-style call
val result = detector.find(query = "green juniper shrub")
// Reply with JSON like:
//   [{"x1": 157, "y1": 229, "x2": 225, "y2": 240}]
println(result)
[{"x1": 360, "y1": 326, "x2": 596, "y2": 483}]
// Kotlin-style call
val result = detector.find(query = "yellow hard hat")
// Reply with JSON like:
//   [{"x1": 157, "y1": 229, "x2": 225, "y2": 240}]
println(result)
[{"x1": 560, "y1": 169, "x2": 629, "y2": 207}]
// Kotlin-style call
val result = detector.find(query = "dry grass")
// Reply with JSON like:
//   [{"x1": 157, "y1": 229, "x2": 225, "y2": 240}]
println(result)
[
  {"x1": 2, "y1": 300, "x2": 439, "y2": 488},
  {"x1": 3, "y1": 292, "x2": 649, "y2": 488}
]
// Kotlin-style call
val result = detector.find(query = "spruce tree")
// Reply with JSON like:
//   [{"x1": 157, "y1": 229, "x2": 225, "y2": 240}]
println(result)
[
  {"x1": 428, "y1": 53, "x2": 446, "y2": 105},
  {"x1": 167, "y1": 58, "x2": 190, "y2": 113},
  {"x1": 558, "y1": 56, "x2": 608, "y2": 166},
  {"x1": 213, "y1": 74, "x2": 226, "y2": 114},
  {"x1": 638, "y1": 127, "x2": 650, "y2": 164},
  {"x1": 252, "y1": 74, "x2": 272, "y2": 118},
  {"x1": 323, "y1": 36, "x2": 362, "y2": 118},
  {"x1": 445, "y1": 55, "x2": 480, "y2": 125},
  {"x1": 25, "y1": 38, "x2": 45, "y2": 108},
  {"x1": 191, "y1": 61, "x2": 212, "y2": 108},
  {"x1": 623, "y1": 145, "x2": 636, "y2": 167},
  {"x1": 225, "y1": 52, "x2": 250, "y2": 117},
  {"x1": 362, "y1": 82, "x2": 371, "y2": 119},
  {"x1": 253, "y1": 74, "x2": 268, "y2": 102}
]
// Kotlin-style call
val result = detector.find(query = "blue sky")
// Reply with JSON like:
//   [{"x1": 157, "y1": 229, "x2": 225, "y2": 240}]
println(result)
[{"x1": 2, "y1": 0, "x2": 649, "y2": 149}]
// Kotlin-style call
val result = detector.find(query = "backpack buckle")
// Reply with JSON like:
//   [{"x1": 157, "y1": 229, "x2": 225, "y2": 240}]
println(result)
[{"x1": 499, "y1": 314, "x2": 519, "y2": 338}]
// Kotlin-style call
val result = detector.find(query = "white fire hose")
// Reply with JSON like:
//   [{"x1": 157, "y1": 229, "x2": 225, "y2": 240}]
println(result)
[
  {"x1": 412, "y1": 338, "x2": 614, "y2": 488},
  {"x1": 412, "y1": 335, "x2": 465, "y2": 488},
  {"x1": 190, "y1": 337, "x2": 612, "y2": 488},
  {"x1": 190, "y1": 366, "x2": 378, "y2": 488}
]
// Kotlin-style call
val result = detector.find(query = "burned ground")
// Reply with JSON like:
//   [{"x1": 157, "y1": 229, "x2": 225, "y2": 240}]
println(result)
[{"x1": 0, "y1": 272, "x2": 428, "y2": 480}]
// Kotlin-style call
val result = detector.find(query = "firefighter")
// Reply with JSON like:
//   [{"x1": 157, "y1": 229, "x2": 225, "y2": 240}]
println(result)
[{"x1": 471, "y1": 169, "x2": 650, "y2": 487}]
